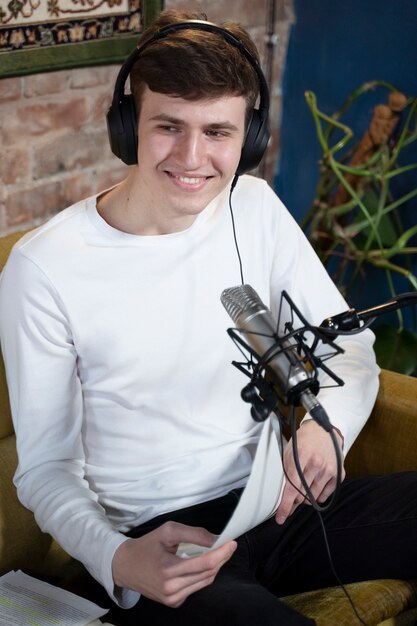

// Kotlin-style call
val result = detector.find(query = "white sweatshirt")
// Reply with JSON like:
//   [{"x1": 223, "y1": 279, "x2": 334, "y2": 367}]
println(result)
[{"x1": 0, "y1": 175, "x2": 379, "y2": 607}]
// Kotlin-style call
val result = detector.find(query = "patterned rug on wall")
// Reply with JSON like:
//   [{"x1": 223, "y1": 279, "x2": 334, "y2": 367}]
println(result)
[{"x1": 0, "y1": 0, "x2": 161, "y2": 77}]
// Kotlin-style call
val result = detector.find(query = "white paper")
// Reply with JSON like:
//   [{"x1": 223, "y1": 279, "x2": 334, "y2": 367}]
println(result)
[
  {"x1": 0, "y1": 570, "x2": 108, "y2": 626},
  {"x1": 178, "y1": 415, "x2": 285, "y2": 557}
]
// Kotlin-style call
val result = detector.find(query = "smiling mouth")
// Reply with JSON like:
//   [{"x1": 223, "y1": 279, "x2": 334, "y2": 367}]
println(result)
[{"x1": 167, "y1": 172, "x2": 212, "y2": 186}]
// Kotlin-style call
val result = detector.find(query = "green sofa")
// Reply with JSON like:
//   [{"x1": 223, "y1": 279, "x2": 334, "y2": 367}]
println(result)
[{"x1": 0, "y1": 230, "x2": 416, "y2": 625}]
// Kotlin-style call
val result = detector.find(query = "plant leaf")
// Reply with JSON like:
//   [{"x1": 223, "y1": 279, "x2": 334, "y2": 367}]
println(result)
[
  {"x1": 373, "y1": 324, "x2": 417, "y2": 375},
  {"x1": 357, "y1": 189, "x2": 399, "y2": 247}
]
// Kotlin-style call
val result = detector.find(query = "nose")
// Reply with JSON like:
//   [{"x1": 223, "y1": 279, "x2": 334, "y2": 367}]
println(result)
[{"x1": 174, "y1": 131, "x2": 207, "y2": 170}]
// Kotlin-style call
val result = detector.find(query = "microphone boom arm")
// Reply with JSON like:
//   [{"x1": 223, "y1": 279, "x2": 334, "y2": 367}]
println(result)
[{"x1": 320, "y1": 291, "x2": 417, "y2": 334}]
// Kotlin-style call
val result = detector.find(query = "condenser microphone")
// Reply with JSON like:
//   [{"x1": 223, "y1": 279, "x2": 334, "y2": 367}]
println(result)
[{"x1": 221, "y1": 284, "x2": 332, "y2": 429}]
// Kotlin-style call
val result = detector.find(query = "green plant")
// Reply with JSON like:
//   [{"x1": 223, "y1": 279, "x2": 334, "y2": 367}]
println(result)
[{"x1": 302, "y1": 81, "x2": 417, "y2": 375}]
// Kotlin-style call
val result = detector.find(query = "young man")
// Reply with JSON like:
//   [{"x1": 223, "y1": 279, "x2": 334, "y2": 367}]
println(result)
[{"x1": 0, "y1": 10, "x2": 416, "y2": 626}]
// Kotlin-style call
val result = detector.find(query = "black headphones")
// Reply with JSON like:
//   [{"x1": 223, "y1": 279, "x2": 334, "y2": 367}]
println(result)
[{"x1": 106, "y1": 20, "x2": 270, "y2": 176}]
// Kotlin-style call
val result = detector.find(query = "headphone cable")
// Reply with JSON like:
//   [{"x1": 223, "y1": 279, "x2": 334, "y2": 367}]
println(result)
[{"x1": 229, "y1": 176, "x2": 245, "y2": 286}]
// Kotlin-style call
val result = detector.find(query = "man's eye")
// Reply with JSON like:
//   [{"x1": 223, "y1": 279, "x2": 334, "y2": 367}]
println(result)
[
  {"x1": 206, "y1": 130, "x2": 227, "y2": 138},
  {"x1": 159, "y1": 125, "x2": 179, "y2": 132}
]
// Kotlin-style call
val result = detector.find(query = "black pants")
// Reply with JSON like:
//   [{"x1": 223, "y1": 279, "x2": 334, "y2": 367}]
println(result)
[{"x1": 107, "y1": 472, "x2": 417, "y2": 626}]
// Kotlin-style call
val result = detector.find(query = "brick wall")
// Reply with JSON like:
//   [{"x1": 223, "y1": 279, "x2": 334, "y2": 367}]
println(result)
[{"x1": 0, "y1": 0, "x2": 294, "y2": 235}]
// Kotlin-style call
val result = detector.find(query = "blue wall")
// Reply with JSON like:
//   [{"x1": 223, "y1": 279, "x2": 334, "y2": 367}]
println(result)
[{"x1": 275, "y1": 0, "x2": 417, "y2": 321}]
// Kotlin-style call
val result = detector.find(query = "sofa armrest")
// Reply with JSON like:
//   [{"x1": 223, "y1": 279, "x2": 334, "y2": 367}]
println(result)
[
  {"x1": 0, "y1": 434, "x2": 77, "y2": 578},
  {"x1": 0, "y1": 435, "x2": 52, "y2": 575},
  {"x1": 345, "y1": 369, "x2": 417, "y2": 478}
]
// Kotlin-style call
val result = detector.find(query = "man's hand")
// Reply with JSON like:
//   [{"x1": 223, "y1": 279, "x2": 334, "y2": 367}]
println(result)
[
  {"x1": 275, "y1": 420, "x2": 345, "y2": 525},
  {"x1": 112, "y1": 522, "x2": 237, "y2": 608}
]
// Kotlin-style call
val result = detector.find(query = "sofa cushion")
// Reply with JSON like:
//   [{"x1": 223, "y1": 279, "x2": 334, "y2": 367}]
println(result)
[
  {"x1": 281, "y1": 578, "x2": 417, "y2": 626},
  {"x1": 378, "y1": 606, "x2": 417, "y2": 625}
]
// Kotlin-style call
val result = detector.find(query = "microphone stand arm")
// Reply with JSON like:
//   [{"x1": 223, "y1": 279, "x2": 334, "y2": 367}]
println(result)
[{"x1": 320, "y1": 291, "x2": 417, "y2": 333}]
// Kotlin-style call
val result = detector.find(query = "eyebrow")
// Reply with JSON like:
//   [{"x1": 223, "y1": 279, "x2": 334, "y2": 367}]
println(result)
[{"x1": 149, "y1": 113, "x2": 240, "y2": 131}]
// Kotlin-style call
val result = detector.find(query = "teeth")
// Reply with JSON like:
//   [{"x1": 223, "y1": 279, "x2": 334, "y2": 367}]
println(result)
[{"x1": 175, "y1": 175, "x2": 204, "y2": 184}]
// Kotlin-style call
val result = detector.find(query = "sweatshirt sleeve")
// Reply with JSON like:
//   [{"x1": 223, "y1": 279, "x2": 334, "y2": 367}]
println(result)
[
  {"x1": 0, "y1": 246, "x2": 138, "y2": 608},
  {"x1": 265, "y1": 185, "x2": 380, "y2": 453}
]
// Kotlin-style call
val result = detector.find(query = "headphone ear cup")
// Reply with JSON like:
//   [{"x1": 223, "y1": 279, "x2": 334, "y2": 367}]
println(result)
[
  {"x1": 236, "y1": 109, "x2": 270, "y2": 176},
  {"x1": 106, "y1": 94, "x2": 138, "y2": 166}
]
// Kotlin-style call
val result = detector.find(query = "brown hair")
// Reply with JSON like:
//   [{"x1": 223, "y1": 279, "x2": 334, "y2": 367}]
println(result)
[{"x1": 130, "y1": 10, "x2": 260, "y2": 126}]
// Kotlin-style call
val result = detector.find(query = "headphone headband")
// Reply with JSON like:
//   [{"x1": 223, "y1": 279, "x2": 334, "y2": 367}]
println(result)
[{"x1": 107, "y1": 20, "x2": 271, "y2": 174}]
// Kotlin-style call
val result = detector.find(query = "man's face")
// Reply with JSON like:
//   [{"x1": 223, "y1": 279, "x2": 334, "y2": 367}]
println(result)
[{"x1": 135, "y1": 87, "x2": 246, "y2": 233}]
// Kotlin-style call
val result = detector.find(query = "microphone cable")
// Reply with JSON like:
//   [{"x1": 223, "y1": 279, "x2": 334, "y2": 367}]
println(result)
[
  {"x1": 287, "y1": 407, "x2": 343, "y2": 514},
  {"x1": 278, "y1": 415, "x2": 368, "y2": 626},
  {"x1": 226, "y1": 183, "x2": 368, "y2": 625}
]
